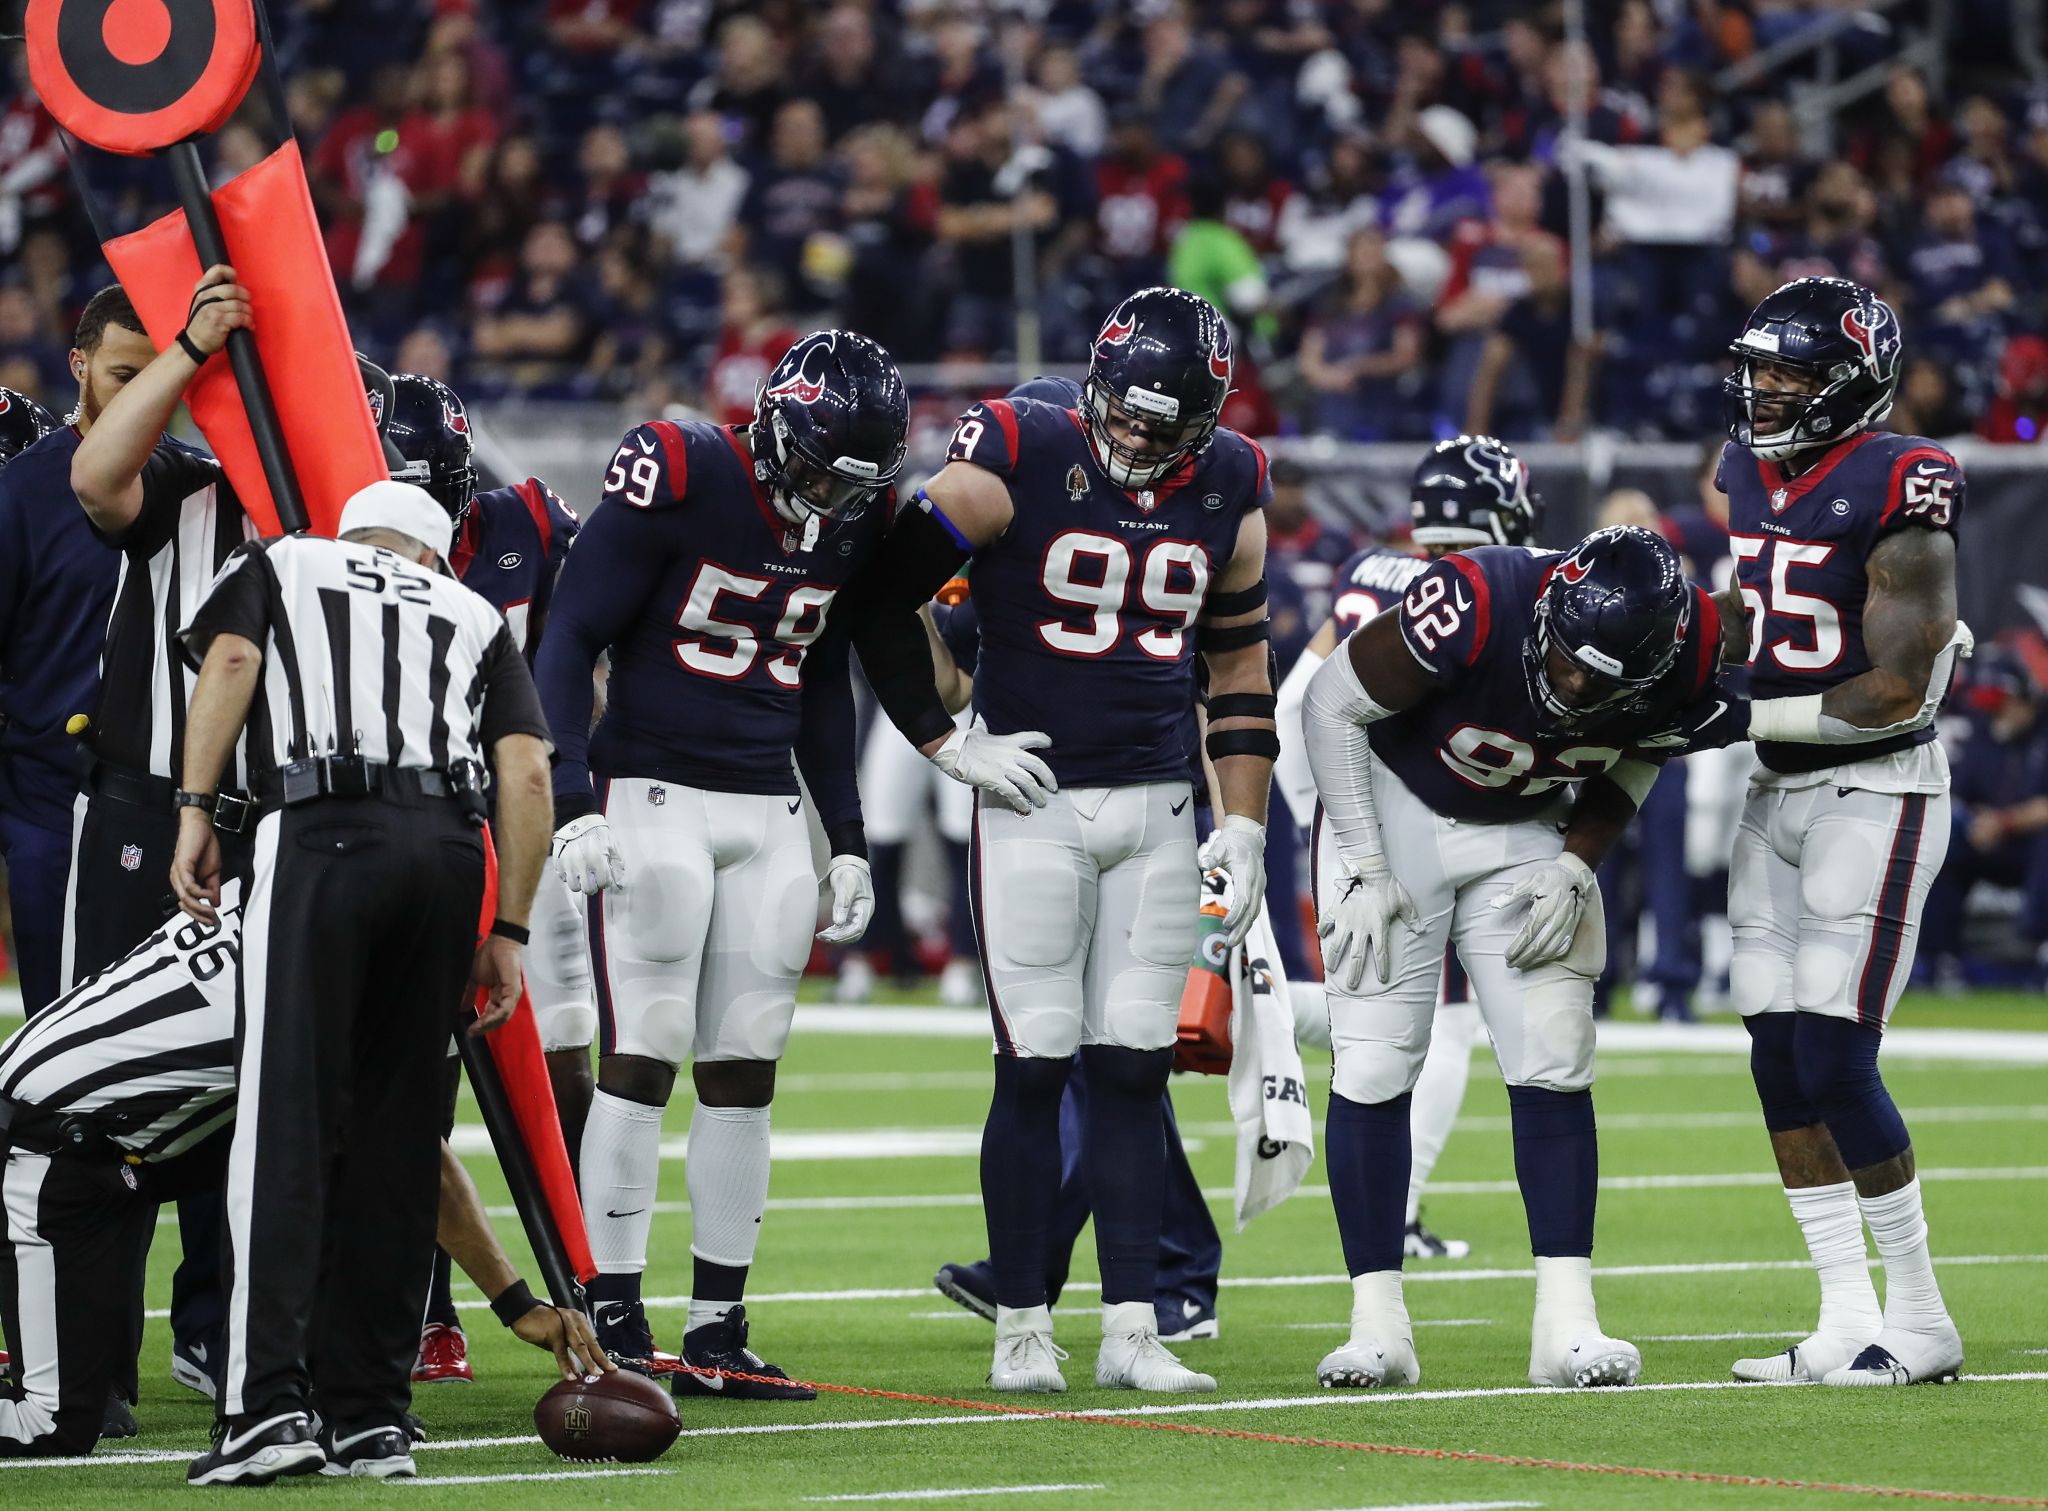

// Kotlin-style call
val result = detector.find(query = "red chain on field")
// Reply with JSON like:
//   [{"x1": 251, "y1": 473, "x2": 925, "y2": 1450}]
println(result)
[{"x1": 669, "y1": 1364, "x2": 2048, "y2": 1507}]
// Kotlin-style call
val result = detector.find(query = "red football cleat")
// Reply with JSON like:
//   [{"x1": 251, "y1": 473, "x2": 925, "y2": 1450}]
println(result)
[{"x1": 411, "y1": 1323, "x2": 474, "y2": 1385}]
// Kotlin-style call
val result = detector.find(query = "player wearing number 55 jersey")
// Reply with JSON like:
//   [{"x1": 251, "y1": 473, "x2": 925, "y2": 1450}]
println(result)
[
  {"x1": 1301, "y1": 524, "x2": 1742, "y2": 1393},
  {"x1": 533, "y1": 331, "x2": 1049, "y2": 1399},
  {"x1": 1713, "y1": 277, "x2": 1973, "y2": 1388},
  {"x1": 843, "y1": 290, "x2": 1281, "y2": 1396}
]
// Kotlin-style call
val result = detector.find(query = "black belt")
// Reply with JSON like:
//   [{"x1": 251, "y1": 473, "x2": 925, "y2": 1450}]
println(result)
[
  {"x1": 86, "y1": 756, "x2": 255, "y2": 835},
  {"x1": 0, "y1": 1094, "x2": 133, "y2": 1164},
  {"x1": 252, "y1": 755, "x2": 477, "y2": 815}
]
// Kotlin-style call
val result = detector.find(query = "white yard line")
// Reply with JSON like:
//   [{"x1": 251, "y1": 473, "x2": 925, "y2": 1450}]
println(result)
[
  {"x1": 803, "y1": 1486, "x2": 1103, "y2": 1503},
  {"x1": 1302, "y1": 1502, "x2": 1543, "y2": 1511},
  {"x1": 1285, "y1": 1319, "x2": 1494, "y2": 1331},
  {"x1": 1637, "y1": 1331, "x2": 1805, "y2": 1342},
  {"x1": 400, "y1": 1469, "x2": 672, "y2": 1486},
  {"x1": 14, "y1": 1375, "x2": 2048, "y2": 1470}
]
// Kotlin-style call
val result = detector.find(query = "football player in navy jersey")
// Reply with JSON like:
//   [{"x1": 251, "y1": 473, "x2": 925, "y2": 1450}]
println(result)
[
  {"x1": 533, "y1": 331, "x2": 1052, "y2": 1400},
  {"x1": 382, "y1": 372, "x2": 589, "y2": 1387},
  {"x1": 837, "y1": 290, "x2": 1279, "y2": 1395},
  {"x1": 1301, "y1": 523, "x2": 1746, "y2": 1391},
  {"x1": 1275, "y1": 435, "x2": 1542, "y2": 1265},
  {"x1": 1709, "y1": 278, "x2": 1973, "y2": 1387}
]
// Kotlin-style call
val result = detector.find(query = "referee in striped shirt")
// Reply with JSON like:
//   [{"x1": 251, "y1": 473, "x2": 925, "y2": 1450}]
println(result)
[
  {"x1": 0, "y1": 885, "x2": 608, "y2": 1461},
  {"x1": 169, "y1": 478, "x2": 553, "y2": 1485}
]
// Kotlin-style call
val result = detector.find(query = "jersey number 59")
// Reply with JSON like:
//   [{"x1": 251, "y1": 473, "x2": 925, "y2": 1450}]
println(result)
[{"x1": 674, "y1": 563, "x2": 835, "y2": 687}]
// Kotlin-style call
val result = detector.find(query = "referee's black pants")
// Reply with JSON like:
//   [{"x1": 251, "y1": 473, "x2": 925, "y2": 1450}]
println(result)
[
  {"x1": 67, "y1": 781, "x2": 251, "y2": 1394},
  {"x1": 0, "y1": 1137, "x2": 225, "y2": 1456},
  {"x1": 221, "y1": 793, "x2": 484, "y2": 1429}
]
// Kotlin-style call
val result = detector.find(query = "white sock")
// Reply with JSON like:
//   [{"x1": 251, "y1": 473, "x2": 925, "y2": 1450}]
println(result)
[
  {"x1": 1858, "y1": 1177, "x2": 1950, "y2": 1332},
  {"x1": 1407, "y1": 1002, "x2": 1479, "y2": 1223},
  {"x1": 1101, "y1": 1299, "x2": 1154, "y2": 1337},
  {"x1": 1785, "y1": 1181, "x2": 1882, "y2": 1339},
  {"x1": 580, "y1": 1089, "x2": 667, "y2": 1274},
  {"x1": 684, "y1": 1102, "x2": 772, "y2": 1332},
  {"x1": 1350, "y1": 1271, "x2": 1411, "y2": 1341},
  {"x1": 1531, "y1": 1254, "x2": 1602, "y2": 1338}
]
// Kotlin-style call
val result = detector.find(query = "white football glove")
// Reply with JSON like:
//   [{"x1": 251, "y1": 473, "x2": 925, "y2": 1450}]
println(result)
[
  {"x1": 929, "y1": 718, "x2": 1058, "y2": 815},
  {"x1": 1317, "y1": 854, "x2": 1420, "y2": 992},
  {"x1": 1494, "y1": 850, "x2": 1595, "y2": 970},
  {"x1": 816, "y1": 855, "x2": 875, "y2": 944},
  {"x1": 552, "y1": 813, "x2": 626, "y2": 896},
  {"x1": 1196, "y1": 814, "x2": 1267, "y2": 949}
]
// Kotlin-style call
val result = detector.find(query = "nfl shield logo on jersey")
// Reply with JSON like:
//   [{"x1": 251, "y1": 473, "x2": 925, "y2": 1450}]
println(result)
[
  {"x1": 648, "y1": 785, "x2": 667, "y2": 807},
  {"x1": 1770, "y1": 487, "x2": 1789, "y2": 511},
  {"x1": 120, "y1": 844, "x2": 142, "y2": 872}
]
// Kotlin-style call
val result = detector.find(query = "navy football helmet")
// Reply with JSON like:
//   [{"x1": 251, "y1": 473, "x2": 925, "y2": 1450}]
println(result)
[
  {"x1": 1410, "y1": 434, "x2": 1542, "y2": 552},
  {"x1": 1083, "y1": 287, "x2": 1231, "y2": 490},
  {"x1": 385, "y1": 373, "x2": 479, "y2": 523},
  {"x1": 1724, "y1": 276, "x2": 1902, "y2": 462},
  {"x1": 0, "y1": 387, "x2": 57, "y2": 467},
  {"x1": 752, "y1": 330, "x2": 908, "y2": 529},
  {"x1": 1525, "y1": 526, "x2": 1691, "y2": 732}
]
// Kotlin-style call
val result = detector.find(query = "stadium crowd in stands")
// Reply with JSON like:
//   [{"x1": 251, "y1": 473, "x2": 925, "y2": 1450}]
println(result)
[{"x1": 0, "y1": 0, "x2": 2044, "y2": 443}]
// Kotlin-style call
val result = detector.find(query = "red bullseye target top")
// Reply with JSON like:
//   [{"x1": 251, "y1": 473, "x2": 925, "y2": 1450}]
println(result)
[{"x1": 26, "y1": 0, "x2": 260, "y2": 157}]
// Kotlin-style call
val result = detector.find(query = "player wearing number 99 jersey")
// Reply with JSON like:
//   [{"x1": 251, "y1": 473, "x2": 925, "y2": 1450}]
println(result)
[
  {"x1": 1300, "y1": 524, "x2": 1741, "y2": 1395},
  {"x1": 837, "y1": 290, "x2": 1279, "y2": 1397},
  {"x1": 1713, "y1": 277, "x2": 1972, "y2": 1389}
]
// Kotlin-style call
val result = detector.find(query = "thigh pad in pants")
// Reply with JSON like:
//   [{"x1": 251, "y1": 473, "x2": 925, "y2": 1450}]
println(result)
[
  {"x1": 691, "y1": 796, "x2": 816, "y2": 1063},
  {"x1": 1081, "y1": 784, "x2": 1199, "y2": 1053},
  {"x1": 525, "y1": 865, "x2": 596, "y2": 1052},
  {"x1": 975, "y1": 791, "x2": 1091, "y2": 1059}
]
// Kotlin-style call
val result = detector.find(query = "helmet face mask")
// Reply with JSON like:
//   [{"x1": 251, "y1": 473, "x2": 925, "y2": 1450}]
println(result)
[
  {"x1": 751, "y1": 330, "x2": 908, "y2": 530},
  {"x1": 1082, "y1": 288, "x2": 1231, "y2": 491},
  {"x1": 1724, "y1": 277, "x2": 1901, "y2": 462},
  {"x1": 383, "y1": 374, "x2": 478, "y2": 524}
]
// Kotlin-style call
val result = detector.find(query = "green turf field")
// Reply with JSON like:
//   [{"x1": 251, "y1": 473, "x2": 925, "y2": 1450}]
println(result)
[{"x1": 5, "y1": 990, "x2": 2046, "y2": 1509}]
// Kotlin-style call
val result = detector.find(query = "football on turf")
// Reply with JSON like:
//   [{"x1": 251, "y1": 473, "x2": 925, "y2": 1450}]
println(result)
[{"x1": 534, "y1": 1369, "x2": 680, "y2": 1462}]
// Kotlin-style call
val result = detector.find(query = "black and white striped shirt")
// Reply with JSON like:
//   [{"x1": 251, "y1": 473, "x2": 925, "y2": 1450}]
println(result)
[
  {"x1": 179, "y1": 535, "x2": 549, "y2": 775},
  {"x1": 91, "y1": 437, "x2": 257, "y2": 784},
  {"x1": 0, "y1": 904, "x2": 240, "y2": 1162}
]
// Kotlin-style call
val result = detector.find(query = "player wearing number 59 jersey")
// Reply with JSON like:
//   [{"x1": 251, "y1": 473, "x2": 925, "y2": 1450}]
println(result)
[
  {"x1": 1713, "y1": 277, "x2": 1973, "y2": 1389},
  {"x1": 1302, "y1": 524, "x2": 1742, "y2": 1395},
  {"x1": 532, "y1": 331, "x2": 1047, "y2": 1398}
]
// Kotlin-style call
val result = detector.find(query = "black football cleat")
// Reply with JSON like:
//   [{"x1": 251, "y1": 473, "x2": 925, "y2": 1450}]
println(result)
[
  {"x1": 934, "y1": 1260, "x2": 997, "y2": 1322},
  {"x1": 186, "y1": 1411, "x2": 327, "y2": 1487},
  {"x1": 591, "y1": 1297, "x2": 679, "y2": 1369},
  {"x1": 101, "y1": 1391, "x2": 138, "y2": 1440},
  {"x1": 672, "y1": 1305, "x2": 816, "y2": 1400},
  {"x1": 318, "y1": 1422, "x2": 417, "y2": 1479}
]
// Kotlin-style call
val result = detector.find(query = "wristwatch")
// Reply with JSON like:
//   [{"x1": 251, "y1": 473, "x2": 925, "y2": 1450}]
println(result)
[{"x1": 173, "y1": 789, "x2": 217, "y2": 816}]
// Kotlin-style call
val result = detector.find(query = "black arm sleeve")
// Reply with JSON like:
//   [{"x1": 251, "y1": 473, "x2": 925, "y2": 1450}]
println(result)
[
  {"x1": 478, "y1": 621, "x2": 554, "y2": 750},
  {"x1": 840, "y1": 504, "x2": 973, "y2": 751},
  {"x1": 794, "y1": 620, "x2": 864, "y2": 854}
]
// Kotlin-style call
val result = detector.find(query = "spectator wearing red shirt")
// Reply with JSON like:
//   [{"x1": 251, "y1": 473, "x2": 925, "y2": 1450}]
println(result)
[
  {"x1": 1978, "y1": 336, "x2": 2048, "y2": 443},
  {"x1": 1217, "y1": 130, "x2": 1293, "y2": 258},
  {"x1": 313, "y1": 64, "x2": 425, "y2": 296},
  {"x1": 1095, "y1": 111, "x2": 1190, "y2": 289},
  {"x1": 1851, "y1": 66, "x2": 1956, "y2": 200},
  {"x1": 398, "y1": 51, "x2": 497, "y2": 205},
  {"x1": 547, "y1": 0, "x2": 643, "y2": 54},
  {"x1": 703, "y1": 269, "x2": 796, "y2": 427},
  {"x1": 0, "y1": 65, "x2": 67, "y2": 258}
]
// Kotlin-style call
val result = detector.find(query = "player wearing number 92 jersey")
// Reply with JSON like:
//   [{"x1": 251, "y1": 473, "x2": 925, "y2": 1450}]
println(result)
[{"x1": 1300, "y1": 524, "x2": 1743, "y2": 1397}]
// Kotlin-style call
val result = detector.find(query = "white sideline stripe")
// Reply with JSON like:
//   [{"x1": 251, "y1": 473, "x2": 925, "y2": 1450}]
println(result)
[
  {"x1": 16, "y1": 1375, "x2": 2048, "y2": 1470},
  {"x1": 143, "y1": 1250, "x2": 2048, "y2": 1320},
  {"x1": 803, "y1": 1486, "x2": 1103, "y2": 1503},
  {"x1": 452, "y1": 1122, "x2": 1189, "y2": 1163},
  {"x1": 791, "y1": 1004, "x2": 2048, "y2": 1064},
  {"x1": 400, "y1": 1469, "x2": 672, "y2": 1487},
  {"x1": 1285, "y1": 1319, "x2": 1494, "y2": 1331},
  {"x1": 1304, "y1": 1503, "x2": 1543, "y2": 1511}
]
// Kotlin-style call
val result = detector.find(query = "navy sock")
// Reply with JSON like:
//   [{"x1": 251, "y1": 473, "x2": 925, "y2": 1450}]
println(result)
[
  {"x1": 981, "y1": 1054, "x2": 1074, "y2": 1309},
  {"x1": 1325, "y1": 1091, "x2": 1412, "y2": 1274},
  {"x1": 1079, "y1": 1045, "x2": 1173, "y2": 1304},
  {"x1": 868, "y1": 842, "x2": 909, "y2": 975},
  {"x1": 586, "y1": 1271, "x2": 642, "y2": 1307},
  {"x1": 1507, "y1": 1085, "x2": 1598, "y2": 1257},
  {"x1": 692, "y1": 1255, "x2": 747, "y2": 1306},
  {"x1": 424, "y1": 1246, "x2": 459, "y2": 1328}
]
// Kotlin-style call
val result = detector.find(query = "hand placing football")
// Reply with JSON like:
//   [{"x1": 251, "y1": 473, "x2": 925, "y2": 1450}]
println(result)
[{"x1": 534, "y1": 1369, "x2": 680, "y2": 1462}]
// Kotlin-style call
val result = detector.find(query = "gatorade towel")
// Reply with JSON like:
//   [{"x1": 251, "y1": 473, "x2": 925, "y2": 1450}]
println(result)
[{"x1": 101, "y1": 142, "x2": 387, "y2": 538}]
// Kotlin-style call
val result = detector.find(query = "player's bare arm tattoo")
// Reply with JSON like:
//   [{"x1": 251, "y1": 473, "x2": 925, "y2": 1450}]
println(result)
[{"x1": 1823, "y1": 526, "x2": 1957, "y2": 730}]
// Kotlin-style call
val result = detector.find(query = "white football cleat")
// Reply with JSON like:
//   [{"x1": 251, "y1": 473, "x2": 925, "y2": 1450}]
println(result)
[
  {"x1": 1821, "y1": 1322, "x2": 1964, "y2": 1387},
  {"x1": 989, "y1": 1305, "x2": 1067, "y2": 1393},
  {"x1": 1530, "y1": 1331, "x2": 1642, "y2": 1388},
  {"x1": 1096, "y1": 1302, "x2": 1215, "y2": 1393},
  {"x1": 1732, "y1": 1331, "x2": 1875, "y2": 1383},
  {"x1": 1316, "y1": 1334, "x2": 1421, "y2": 1390}
]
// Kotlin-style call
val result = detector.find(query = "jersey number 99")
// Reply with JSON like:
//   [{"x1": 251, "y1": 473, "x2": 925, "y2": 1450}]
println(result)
[{"x1": 1038, "y1": 530, "x2": 1211, "y2": 660}]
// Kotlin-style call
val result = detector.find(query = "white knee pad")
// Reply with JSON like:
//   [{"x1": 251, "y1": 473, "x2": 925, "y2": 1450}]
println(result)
[
  {"x1": 526, "y1": 870, "x2": 595, "y2": 1052},
  {"x1": 1791, "y1": 940, "x2": 1858, "y2": 1017},
  {"x1": 1330, "y1": 1004, "x2": 1433, "y2": 1104},
  {"x1": 1729, "y1": 944, "x2": 1790, "y2": 1018},
  {"x1": 1500, "y1": 971, "x2": 1596, "y2": 1093}
]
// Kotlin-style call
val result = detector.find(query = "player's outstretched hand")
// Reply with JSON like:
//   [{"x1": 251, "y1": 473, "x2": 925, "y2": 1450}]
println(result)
[
  {"x1": 1495, "y1": 851, "x2": 1595, "y2": 970},
  {"x1": 1197, "y1": 814, "x2": 1268, "y2": 948},
  {"x1": 514, "y1": 1303, "x2": 615, "y2": 1381},
  {"x1": 553, "y1": 813, "x2": 626, "y2": 894},
  {"x1": 1317, "y1": 855, "x2": 1419, "y2": 991},
  {"x1": 817, "y1": 854, "x2": 875, "y2": 943},
  {"x1": 930, "y1": 718, "x2": 1058, "y2": 814}
]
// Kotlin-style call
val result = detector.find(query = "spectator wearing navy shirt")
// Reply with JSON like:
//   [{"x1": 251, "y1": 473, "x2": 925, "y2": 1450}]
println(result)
[
  {"x1": 1297, "y1": 227, "x2": 1425, "y2": 440},
  {"x1": 1904, "y1": 176, "x2": 2018, "y2": 369},
  {"x1": 733, "y1": 98, "x2": 845, "y2": 313}
]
